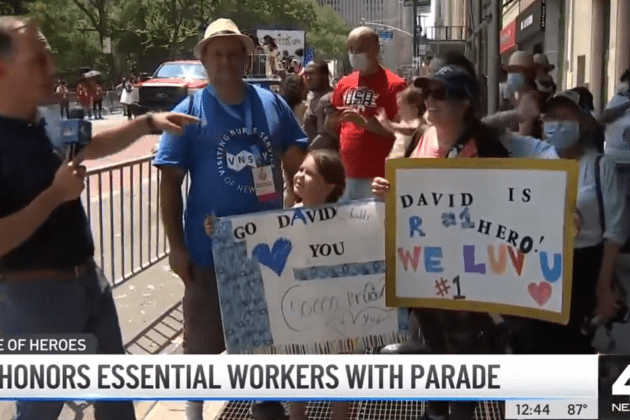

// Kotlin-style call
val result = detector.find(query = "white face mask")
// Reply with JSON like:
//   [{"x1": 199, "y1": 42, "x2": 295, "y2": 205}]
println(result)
[{"x1": 349, "y1": 53, "x2": 370, "y2": 72}]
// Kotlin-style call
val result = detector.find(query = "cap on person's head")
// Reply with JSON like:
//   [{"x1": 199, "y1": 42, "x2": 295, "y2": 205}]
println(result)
[
  {"x1": 434, "y1": 51, "x2": 476, "y2": 78},
  {"x1": 545, "y1": 90, "x2": 584, "y2": 114},
  {"x1": 413, "y1": 65, "x2": 479, "y2": 100},
  {"x1": 193, "y1": 18, "x2": 255, "y2": 59},
  {"x1": 533, "y1": 53, "x2": 555, "y2": 71},
  {"x1": 504, "y1": 50, "x2": 535, "y2": 72},
  {"x1": 570, "y1": 87, "x2": 595, "y2": 112}
]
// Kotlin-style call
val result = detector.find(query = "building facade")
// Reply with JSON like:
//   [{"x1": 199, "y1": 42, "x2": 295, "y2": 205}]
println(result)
[
  {"x1": 499, "y1": 0, "x2": 629, "y2": 112},
  {"x1": 500, "y1": 0, "x2": 564, "y2": 72},
  {"x1": 564, "y1": 0, "x2": 630, "y2": 111},
  {"x1": 314, "y1": 0, "x2": 411, "y2": 73},
  {"x1": 434, "y1": 0, "x2": 467, "y2": 28}
]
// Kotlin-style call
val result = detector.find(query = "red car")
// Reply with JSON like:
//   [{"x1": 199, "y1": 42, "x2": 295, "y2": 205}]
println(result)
[
  {"x1": 136, "y1": 58, "x2": 283, "y2": 115},
  {"x1": 135, "y1": 60, "x2": 208, "y2": 114}
]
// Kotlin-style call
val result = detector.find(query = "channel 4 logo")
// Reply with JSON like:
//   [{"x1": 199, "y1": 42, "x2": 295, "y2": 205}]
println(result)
[{"x1": 600, "y1": 355, "x2": 630, "y2": 419}]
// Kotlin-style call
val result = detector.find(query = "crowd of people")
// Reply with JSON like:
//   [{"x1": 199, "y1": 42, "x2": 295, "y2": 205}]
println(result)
[
  {"x1": 54, "y1": 75, "x2": 105, "y2": 120},
  {"x1": 157, "y1": 19, "x2": 630, "y2": 420},
  {"x1": 1, "y1": 11, "x2": 630, "y2": 420},
  {"x1": 52, "y1": 72, "x2": 142, "y2": 121},
  {"x1": 244, "y1": 33, "x2": 306, "y2": 78}
]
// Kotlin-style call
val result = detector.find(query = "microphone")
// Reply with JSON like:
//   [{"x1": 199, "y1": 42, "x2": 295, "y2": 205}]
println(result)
[
  {"x1": 38, "y1": 105, "x2": 91, "y2": 159},
  {"x1": 59, "y1": 119, "x2": 92, "y2": 159}
]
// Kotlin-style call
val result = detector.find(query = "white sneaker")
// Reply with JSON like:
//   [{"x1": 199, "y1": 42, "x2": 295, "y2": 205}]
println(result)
[{"x1": 186, "y1": 401, "x2": 204, "y2": 420}]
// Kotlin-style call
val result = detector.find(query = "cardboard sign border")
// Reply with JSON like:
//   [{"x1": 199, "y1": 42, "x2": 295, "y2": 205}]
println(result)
[{"x1": 385, "y1": 158, "x2": 579, "y2": 325}]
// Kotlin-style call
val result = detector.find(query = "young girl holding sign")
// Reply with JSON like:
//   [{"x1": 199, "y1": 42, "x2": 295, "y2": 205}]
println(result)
[
  {"x1": 204, "y1": 149, "x2": 349, "y2": 420},
  {"x1": 289, "y1": 150, "x2": 351, "y2": 420}
]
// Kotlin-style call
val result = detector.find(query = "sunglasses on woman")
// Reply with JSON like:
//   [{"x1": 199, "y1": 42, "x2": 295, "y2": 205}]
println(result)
[{"x1": 425, "y1": 87, "x2": 449, "y2": 101}]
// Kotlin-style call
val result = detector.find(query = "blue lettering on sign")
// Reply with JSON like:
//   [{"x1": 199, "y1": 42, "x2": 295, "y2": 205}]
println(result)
[
  {"x1": 409, "y1": 216, "x2": 426, "y2": 238},
  {"x1": 424, "y1": 247, "x2": 444, "y2": 273},
  {"x1": 539, "y1": 251, "x2": 562, "y2": 283}
]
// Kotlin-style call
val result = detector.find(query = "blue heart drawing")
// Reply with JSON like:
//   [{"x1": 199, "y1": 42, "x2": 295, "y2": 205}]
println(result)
[{"x1": 252, "y1": 238, "x2": 293, "y2": 276}]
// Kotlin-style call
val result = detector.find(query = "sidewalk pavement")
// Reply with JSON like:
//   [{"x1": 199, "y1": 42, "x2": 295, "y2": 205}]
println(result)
[
  {"x1": 143, "y1": 400, "x2": 226, "y2": 420},
  {"x1": 0, "y1": 260, "x2": 227, "y2": 420}
]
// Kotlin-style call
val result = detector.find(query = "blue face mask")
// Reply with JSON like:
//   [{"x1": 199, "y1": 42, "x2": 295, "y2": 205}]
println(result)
[
  {"x1": 507, "y1": 72, "x2": 526, "y2": 93},
  {"x1": 543, "y1": 121, "x2": 581, "y2": 150}
]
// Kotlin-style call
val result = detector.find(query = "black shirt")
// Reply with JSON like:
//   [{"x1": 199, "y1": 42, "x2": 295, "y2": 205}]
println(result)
[{"x1": 0, "y1": 115, "x2": 94, "y2": 270}]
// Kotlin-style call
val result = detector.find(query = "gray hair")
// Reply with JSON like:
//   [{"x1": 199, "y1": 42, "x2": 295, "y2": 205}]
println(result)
[{"x1": 0, "y1": 16, "x2": 39, "y2": 61}]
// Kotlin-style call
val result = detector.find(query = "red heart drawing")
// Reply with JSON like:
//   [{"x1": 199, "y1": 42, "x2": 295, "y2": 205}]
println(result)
[{"x1": 528, "y1": 282, "x2": 552, "y2": 306}]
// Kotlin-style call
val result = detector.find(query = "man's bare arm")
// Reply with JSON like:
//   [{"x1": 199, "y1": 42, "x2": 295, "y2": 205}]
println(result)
[
  {"x1": 158, "y1": 166, "x2": 187, "y2": 251},
  {"x1": 76, "y1": 113, "x2": 198, "y2": 163},
  {"x1": 598, "y1": 101, "x2": 630, "y2": 125},
  {"x1": 482, "y1": 110, "x2": 523, "y2": 129}
]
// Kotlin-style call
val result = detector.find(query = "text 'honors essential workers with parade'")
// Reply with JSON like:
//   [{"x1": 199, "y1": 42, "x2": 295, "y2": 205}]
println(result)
[{"x1": 0, "y1": 362, "x2": 500, "y2": 391}]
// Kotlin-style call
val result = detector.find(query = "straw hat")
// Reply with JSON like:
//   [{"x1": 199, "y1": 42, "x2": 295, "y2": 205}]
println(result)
[
  {"x1": 533, "y1": 53, "x2": 555, "y2": 71},
  {"x1": 194, "y1": 18, "x2": 255, "y2": 59},
  {"x1": 505, "y1": 50, "x2": 535, "y2": 72}
]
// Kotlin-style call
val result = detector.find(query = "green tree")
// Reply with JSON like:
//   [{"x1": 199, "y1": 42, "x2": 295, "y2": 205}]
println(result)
[
  {"x1": 210, "y1": 0, "x2": 347, "y2": 58},
  {"x1": 67, "y1": 0, "x2": 123, "y2": 83},
  {"x1": 0, "y1": 0, "x2": 38, "y2": 15},
  {"x1": 214, "y1": 0, "x2": 317, "y2": 31},
  {"x1": 68, "y1": 0, "x2": 117, "y2": 45},
  {"x1": 306, "y1": 3, "x2": 349, "y2": 60},
  {"x1": 20, "y1": 0, "x2": 352, "y2": 80},
  {"x1": 29, "y1": 0, "x2": 103, "y2": 85}
]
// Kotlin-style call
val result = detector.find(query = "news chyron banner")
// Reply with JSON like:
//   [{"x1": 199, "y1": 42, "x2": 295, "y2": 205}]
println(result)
[
  {"x1": 7, "y1": 342, "x2": 630, "y2": 419},
  {"x1": 0, "y1": 354, "x2": 597, "y2": 401}
]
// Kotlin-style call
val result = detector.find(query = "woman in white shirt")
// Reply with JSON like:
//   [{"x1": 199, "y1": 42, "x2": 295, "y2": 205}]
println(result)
[{"x1": 509, "y1": 91, "x2": 629, "y2": 355}]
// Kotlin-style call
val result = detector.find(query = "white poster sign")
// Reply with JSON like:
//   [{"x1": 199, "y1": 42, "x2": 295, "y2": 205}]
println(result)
[
  {"x1": 386, "y1": 159, "x2": 578, "y2": 324},
  {"x1": 211, "y1": 200, "x2": 407, "y2": 354},
  {"x1": 256, "y1": 30, "x2": 305, "y2": 58}
]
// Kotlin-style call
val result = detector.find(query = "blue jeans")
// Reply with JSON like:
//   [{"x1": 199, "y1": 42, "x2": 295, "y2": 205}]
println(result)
[{"x1": 0, "y1": 260, "x2": 136, "y2": 420}]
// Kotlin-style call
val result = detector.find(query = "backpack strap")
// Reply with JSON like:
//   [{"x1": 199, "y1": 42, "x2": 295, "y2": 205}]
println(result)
[
  {"x1": 594, "y1": 155, "x2": 606, "y2": 233},
  {"x1": 404, "y1": 130, "x2": 422, "y2": 158},
  {"x1": 186, "y1": 94, "x2": 194, "y2": 115},
  {"x1": 446, "y1": 126, "x2": 475, "y2": 158}
]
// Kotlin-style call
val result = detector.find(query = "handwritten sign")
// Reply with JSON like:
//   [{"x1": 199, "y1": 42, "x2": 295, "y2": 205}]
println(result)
[
  {"x1": 385, "y1": 158, "x2": 579, "y2": 324},
  {"x1": 211, "y1": 200, "x2": 407, "y2": 354}
]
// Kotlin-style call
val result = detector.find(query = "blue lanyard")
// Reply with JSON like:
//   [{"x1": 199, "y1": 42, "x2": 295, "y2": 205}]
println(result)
[{"x1": 206, "y1": 83, "x2": 253, "y2": 135}]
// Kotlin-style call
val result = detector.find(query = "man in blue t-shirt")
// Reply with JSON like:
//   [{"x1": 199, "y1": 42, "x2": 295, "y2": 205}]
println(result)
[{"x1": 154, "y1": 18, "x2": 307, "y2": 420}]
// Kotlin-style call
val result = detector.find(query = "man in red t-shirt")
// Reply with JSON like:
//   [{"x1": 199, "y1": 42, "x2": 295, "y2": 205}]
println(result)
[{"x1": 332, "y1": 26, "x2": 407, "y2": 199}]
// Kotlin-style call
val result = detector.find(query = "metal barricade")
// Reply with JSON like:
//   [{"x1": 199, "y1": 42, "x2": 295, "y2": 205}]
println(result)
[{"x1": 82, "y1": 155, "x2": 190, "y2": 288}]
